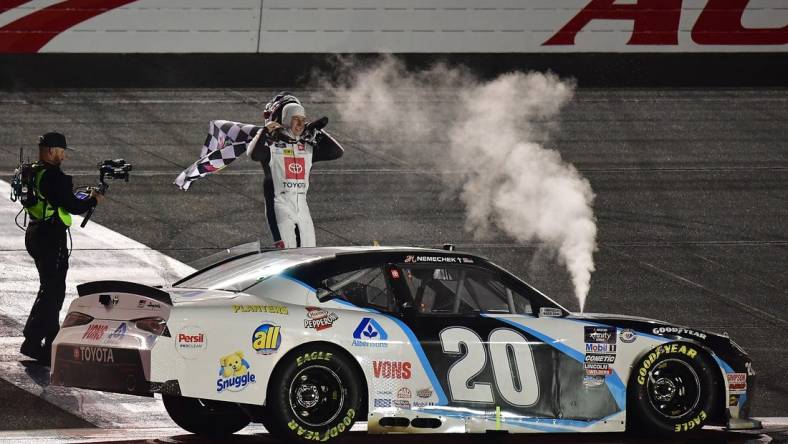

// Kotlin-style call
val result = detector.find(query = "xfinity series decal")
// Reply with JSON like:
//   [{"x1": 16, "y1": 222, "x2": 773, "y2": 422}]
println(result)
[{"x1": 217, "y1": 351, "x2": 256, "y2": 393}]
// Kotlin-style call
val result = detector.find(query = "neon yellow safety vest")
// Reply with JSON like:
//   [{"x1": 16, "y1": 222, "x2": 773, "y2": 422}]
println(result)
[{"x1": 25, "y1": 166, "x2": 72, "y2": 227}]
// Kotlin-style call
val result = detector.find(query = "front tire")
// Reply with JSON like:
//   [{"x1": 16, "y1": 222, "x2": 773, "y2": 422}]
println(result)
[
  {"x1": 265, "y1": 345, "x2": 363, "y2": 442},
  {"x1": 629, "y1": 343, "x2": 720, "y2": 434},
  {"x1": 163, "y1": 395, "x2": 251, "y2": 436}
]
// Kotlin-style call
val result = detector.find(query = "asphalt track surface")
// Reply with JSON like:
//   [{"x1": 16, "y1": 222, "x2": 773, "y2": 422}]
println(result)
[{"x1": 0, "y1": 87, "x2": 786, "y2": 442}]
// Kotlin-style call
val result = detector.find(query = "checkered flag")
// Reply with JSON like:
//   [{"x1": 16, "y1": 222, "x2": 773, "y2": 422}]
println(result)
[{"x1": 174, "y1": 120, "x2": 261, "y2": 191}]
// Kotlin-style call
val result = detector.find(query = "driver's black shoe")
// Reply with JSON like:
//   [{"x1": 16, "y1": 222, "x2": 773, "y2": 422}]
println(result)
[{"x1": 20, "y1": 338, "x2": 44, "y2": 361}]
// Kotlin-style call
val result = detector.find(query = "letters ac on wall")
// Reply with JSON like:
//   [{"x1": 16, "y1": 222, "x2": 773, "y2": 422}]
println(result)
[{"x1": 544, "y1": 0, "x2": 788, "y2": 46}]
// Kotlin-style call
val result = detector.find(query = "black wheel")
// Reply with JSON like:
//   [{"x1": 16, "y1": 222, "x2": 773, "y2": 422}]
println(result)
[
  {"x1": 629, "y1": 343, "x2": 720, "y2": 434},
  {"x1": 163, "y1": 395, "x2": 251, "y2": 436},
  {"x1": 266, "y1": 345, "x2": 363, "y2": 442}
]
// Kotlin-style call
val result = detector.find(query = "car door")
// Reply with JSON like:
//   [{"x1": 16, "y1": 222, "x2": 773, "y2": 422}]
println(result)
[
  {"x1": 386, "y1": 261, "x2": 561, "y2": 420},
  {"x1": 389, "y1": 260, "x2": 621, "y2": 424}
]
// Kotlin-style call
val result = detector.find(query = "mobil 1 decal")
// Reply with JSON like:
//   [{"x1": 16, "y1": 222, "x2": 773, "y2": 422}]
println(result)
[{"x1": 395, "y1": 316, "x2": 618, "y2": 418}]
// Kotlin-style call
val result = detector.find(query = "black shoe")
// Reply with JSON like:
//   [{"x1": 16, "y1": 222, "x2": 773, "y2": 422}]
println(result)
[{"x1": 20, "y1": 338, "x2": 44, "y2": 361}]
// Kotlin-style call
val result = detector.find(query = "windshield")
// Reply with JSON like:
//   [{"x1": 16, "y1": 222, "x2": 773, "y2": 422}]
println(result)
[{"x1": 175, "y1": 252, "x2": 316, "y2": 292}]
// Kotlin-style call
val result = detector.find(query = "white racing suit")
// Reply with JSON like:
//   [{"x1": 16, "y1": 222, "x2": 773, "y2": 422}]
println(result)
[{"x1": 248, "y1": 128, "x2": 343, "y2": 248}]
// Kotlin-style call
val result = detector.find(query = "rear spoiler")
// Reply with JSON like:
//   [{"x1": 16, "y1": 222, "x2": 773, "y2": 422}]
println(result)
[{"x1": 76, "y1": 280, "x2": 172, "y2": 306}]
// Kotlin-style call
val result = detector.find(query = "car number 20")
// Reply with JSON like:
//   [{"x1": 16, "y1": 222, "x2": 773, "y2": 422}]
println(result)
[{"x1": 440, "y1": 327, "x2": 539, "y2": 406}]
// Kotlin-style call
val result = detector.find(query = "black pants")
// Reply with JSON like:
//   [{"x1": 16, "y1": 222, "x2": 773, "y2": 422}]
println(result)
[{"x1": 23, "y1": 221, "x2": 69, "y2": 346}]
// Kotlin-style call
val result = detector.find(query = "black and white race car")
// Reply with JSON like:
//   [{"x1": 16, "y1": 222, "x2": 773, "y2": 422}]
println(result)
[{"x1": 51, "y1": 246, "x2": 760, "y2": 441}]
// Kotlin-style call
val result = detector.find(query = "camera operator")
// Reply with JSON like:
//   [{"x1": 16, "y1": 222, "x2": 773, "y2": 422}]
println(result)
[{"x1": 20, "y1": 132, "x2": 103, "y2": 365}]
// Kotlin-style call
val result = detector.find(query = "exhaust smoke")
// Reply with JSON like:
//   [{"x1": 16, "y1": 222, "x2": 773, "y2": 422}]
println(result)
[{"x1": 325, "y1": 57, "x2": 597, "y2": 311}]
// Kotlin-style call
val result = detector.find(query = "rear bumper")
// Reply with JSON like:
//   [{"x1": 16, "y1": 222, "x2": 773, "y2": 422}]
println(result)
[{"x1": 50, "y1": 344, "x2": 152, "y2": 397}]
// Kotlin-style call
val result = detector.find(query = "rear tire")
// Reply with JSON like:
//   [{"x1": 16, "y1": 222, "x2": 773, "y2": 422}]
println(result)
[
  {"x1": 163, "y1": 395, "x2": 251, "y2": 436},
  {"x1": 265, "y1": 345, "x2": 363, "y2": 442},
  {"x1": 629, "y1": 343, "x2": 720, "y2": 434}
]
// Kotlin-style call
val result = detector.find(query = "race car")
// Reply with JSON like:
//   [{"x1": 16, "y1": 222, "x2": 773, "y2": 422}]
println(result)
[{"x1": 50, "y1": 245, "x2": 761, "y2": 441}]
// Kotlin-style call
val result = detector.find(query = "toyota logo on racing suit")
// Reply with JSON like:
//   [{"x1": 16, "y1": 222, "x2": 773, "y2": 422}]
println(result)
[{"x1": 288, "y1": 163, "x2": 304, "y2": 174}]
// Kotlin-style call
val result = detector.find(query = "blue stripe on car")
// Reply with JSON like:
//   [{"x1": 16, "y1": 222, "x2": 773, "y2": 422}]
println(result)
[{"x1": 279, "y1": 275, "x2": 449, "y2": 406}]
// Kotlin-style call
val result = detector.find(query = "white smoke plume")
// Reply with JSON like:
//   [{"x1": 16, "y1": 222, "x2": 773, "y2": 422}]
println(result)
[{"x1": 326, "y1": 57, "x2": 597, "y2": 311}]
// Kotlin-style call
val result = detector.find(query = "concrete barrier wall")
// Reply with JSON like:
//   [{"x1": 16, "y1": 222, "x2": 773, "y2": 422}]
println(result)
[{"x1": 0, "y1": 0, "x2": 786, "y2": 53}]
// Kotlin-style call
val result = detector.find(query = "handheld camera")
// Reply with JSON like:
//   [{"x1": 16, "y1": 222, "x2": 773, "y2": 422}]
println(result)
[{"x1": 80, "y1": 159, "x2": 132, "y2": 228}]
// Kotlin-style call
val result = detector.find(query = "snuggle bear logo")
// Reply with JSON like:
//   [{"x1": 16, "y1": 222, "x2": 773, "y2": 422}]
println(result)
[{"x1": 216, "y1": 351, "x2": 256, "y2": 393}]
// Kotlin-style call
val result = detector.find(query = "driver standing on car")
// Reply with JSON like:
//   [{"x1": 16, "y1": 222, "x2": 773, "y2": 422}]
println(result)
[
  {"x1": 20, "y1": 132, "x2": 103, "y2": 365},
  {"x1": 247, "y1": 96, "x2": 343, "y2": 248}
]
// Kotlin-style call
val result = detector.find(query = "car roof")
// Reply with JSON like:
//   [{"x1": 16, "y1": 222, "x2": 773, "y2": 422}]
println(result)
[{"x1": 175, "y1": 245, "x2": 487, "y2": 291}]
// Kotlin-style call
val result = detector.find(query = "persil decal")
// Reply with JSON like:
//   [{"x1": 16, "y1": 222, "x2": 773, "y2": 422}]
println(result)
[
  {"x1": 584, "y1": 326, "x2": 616, "y2": 344},
  {"x1": 175, "y1": 326, "x2": 207, "y2": 359},
  {"x1": 303, "y1": 307, "x2": 338, "y2": 331},
  {"x1": 652, "y1": 326, "x2": 707, "y2": 340},
  {"x1": 217, "y1": 351, "x2": 256, "y2": 393},
  {"x1": 726, "y1": 373, "x2": 747, "y2": 394}
]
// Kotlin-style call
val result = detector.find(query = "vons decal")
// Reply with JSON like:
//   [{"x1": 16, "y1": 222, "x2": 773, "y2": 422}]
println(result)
[
  {"x1": 175, "y1": 326, "x2": 207, "y2": 359},
  {"x1": 217, "y1": 351, "x2": 256, "y2": 393},
  {"x1": 584, "y1": 326, "x2": 616, "y2": 344},
  {"x1": 233, "y1": 304, "x2": 288, "y2": 315},
  {"x1": 253, "y1": 323, "x2": 282, "y2": 355},
  {"x1": 303, "y1": 307, "x2": 338, "y2": 331},
  {"x1": 352, "y1": 318, "x2": 388, "y2": 348},
  {"x1": 619, "y1": 328, "x2": 637, "y2": 343},
  {"x1": 373, "y1": 360, "x2": 412, "y2": 379},
  {"x1": 83, "y1": 323, "x2": 109, "y2": 341}
]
